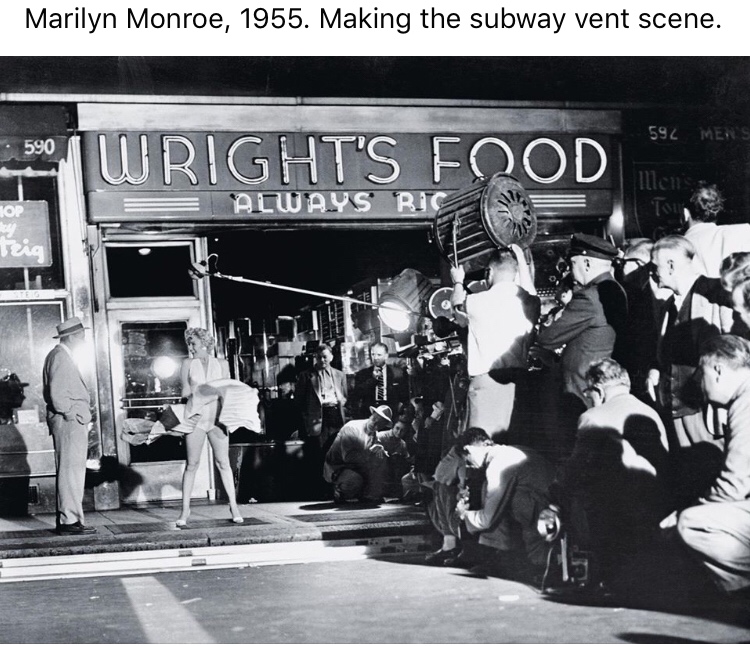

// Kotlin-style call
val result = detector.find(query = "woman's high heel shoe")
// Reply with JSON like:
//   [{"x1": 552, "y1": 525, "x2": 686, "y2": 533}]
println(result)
[
  {"x1": 175, "y1": 517, "x2": 189, "y2": 528},
  {"x1": 230, "y1": 506, "x2": 244, "y2": 524}
]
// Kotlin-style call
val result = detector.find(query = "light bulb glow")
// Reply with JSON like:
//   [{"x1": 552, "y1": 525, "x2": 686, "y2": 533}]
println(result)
[
  {"x1": 379, "y1": 301, "x2": 412, "y2": 332},
  {"x1": 153, "y1": 356, "x2": 179, "y2": 379}
]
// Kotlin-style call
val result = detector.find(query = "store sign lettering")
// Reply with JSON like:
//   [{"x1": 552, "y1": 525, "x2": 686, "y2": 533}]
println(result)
[
  {"x1": 88, "y1": 132, "x2": 611, "y2": 190},
  {"x1": 633, "y1": 162, "x2": 707, "y2": 225},
  {"x1": 230, "y1": 190, "x2": 448, "y2": 215},
  {"x1": 84, "y1": 131, "x2": 614, "y2": 221},
  {"x1": 0, "y1": 201, "x2": 52, "y2": 268}
]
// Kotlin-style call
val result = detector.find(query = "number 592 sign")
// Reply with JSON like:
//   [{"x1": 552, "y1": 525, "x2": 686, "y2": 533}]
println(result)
[{"x1": 0, "y1": 201, "x2": 52, "y2": 268}]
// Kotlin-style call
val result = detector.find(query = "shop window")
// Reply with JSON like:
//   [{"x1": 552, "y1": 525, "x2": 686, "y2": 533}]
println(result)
[
  {"x1": 106, "y1": 244, "x2": 197, "y2": 298},
  {"x1": 120, "y1": 321, "x2": 189, "y2": 463},
  {"x1": 0, "y1": 301, "x2": 64, "y2": 421},
  {"x1": 0, "y1": 176, "x2": 65, "y2": 291}
]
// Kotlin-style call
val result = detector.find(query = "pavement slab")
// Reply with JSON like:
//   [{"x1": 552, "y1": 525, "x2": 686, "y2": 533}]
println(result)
[{"x1": 0, "y1": 500, "x2": 434, "y2": 560}]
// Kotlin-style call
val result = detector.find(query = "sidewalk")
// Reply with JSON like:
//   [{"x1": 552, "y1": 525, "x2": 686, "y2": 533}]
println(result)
[{"x1": 0, "y1": 500, "x2": 434, "y2": 560}]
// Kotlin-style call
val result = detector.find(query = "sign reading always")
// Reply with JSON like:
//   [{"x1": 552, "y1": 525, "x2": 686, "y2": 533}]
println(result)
[
  {"x1": 0, "y1": 201, "x2": 52, "y2": 268},
  {"x1": 84, "y1": 132, "x2": 615, "y2": 222}
]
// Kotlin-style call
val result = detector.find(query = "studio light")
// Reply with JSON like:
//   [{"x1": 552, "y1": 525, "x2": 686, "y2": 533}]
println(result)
[
  {"x1": 379, "y1": 301, "x2": 412, "y2": 332},
  {"x1": 378, "y1": 268, "x2": 435, "y2": 334},
  {"x1": 152, "y1": 356, "x2": 179, "y2": 379}
]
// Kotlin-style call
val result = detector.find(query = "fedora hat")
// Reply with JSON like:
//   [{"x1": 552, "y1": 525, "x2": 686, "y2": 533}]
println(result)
[
  {"x1": 369, "y1": 404, "x2": 393, "y2": 426},
  {"x1": 53, "y1": 316, "x2": 89, "y2": 339}
]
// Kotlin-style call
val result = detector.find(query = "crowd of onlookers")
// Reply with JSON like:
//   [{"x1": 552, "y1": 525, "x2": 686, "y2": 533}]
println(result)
[{"x1": 308, "y1": 182, "x2": 750, "y2": 600}]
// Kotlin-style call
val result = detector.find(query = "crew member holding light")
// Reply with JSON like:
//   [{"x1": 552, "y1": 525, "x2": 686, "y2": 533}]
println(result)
[{"x1": 450, "y1": 244, "x2": 539, "y2": 439}]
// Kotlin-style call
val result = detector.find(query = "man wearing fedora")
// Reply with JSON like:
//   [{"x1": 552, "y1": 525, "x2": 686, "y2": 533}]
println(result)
[
  {"x1": 43, "y1": 316, "x2": 96, "y2": 535},
  {"x1": 323, "y1": 404, "x2": 393, "y2": 504}
]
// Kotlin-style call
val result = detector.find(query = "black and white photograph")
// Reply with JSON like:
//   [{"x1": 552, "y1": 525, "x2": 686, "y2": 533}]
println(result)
[{"x1": 0, "y1": 56, "x2": 749, "y2": 643}]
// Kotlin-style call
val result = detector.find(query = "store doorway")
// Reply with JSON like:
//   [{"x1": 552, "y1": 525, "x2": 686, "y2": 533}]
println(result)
[{"x1": 101, "y1": 237, "x2": 213, "y2": 505}]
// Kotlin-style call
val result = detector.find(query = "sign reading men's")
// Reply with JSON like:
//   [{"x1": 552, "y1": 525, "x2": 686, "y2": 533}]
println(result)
[
  {"x1": 0, "y1": 202, "x2": 52, "y2": 268},
  {"x1": 83, "y1": 132, "x2": 615, "y2": 222}
]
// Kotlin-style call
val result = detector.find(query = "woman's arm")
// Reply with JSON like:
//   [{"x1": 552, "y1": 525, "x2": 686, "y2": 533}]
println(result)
[{"x1": 219, "y1": 358, "x2": 231, "y2": 379}]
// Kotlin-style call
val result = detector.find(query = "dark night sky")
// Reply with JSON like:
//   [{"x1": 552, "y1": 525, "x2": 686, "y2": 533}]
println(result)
[{"x1": 0, "y1": 57, "x2": 748, "y2": 110}]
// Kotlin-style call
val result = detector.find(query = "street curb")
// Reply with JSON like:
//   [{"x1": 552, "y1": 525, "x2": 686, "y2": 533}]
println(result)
[{"x1": 0, "y1": 520, "x2": 433, "y2": 560}]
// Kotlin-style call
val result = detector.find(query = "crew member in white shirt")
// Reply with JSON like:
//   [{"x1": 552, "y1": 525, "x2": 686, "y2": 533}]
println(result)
[
  {"x1": 450, "y1": 245, "x2": 540, "y2": 438},
  {"x1": 684, "y1": 183, "x2": 750, "y2": 278}
]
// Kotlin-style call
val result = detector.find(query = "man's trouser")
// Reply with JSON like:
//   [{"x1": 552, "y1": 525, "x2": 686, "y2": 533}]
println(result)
[
  {"x1": 427, "y1": 481, "x2": 462, "y2": 538},
  {"x1": 678, "y1": 499, "x2": 750, "y2": 593},
  {"x1": 320, "y1": 406, "x2": 344, "y2": 449},
  {"x1": 332, "y1": 456, "x2": 388, "y2": 501},
  {"x1": 48, "y1": 414, "x2": 88, "y2": 526},
  {"x1": 670, "y1": 412, "x2": 725, "y2": 505},
  {"x1": 468, "y1": 484, "x2": 550, "y2": 567},
  {"x1": 467, "y1": 373, "x2": 515, "y2": 439},
  {"x1": 671, "y1": 410, "x2": 723, "y2": 448}
]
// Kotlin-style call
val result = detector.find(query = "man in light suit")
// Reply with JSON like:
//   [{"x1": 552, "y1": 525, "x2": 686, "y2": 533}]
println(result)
[
  {"x1": 43, "y1": 317, "x2": 96, "y2": 535},
  {"x1": 296, "y1": 344, "x2": 348, "y2": 449}
]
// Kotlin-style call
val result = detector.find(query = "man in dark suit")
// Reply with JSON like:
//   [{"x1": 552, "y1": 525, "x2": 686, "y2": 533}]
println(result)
[
  {"x1": 349, "y1": 342, "x2": 409, "y2": 419},
  {"x1": 295, "y1": 344, "x2": 348, "y2": 448},
  {"x1": 42, "y1": 317, "x2": 96, "y2": 535},
  {"x1": 535, "y1": 234, "x2": 628, "y2": 457},
  {"x1": 650, "y1": 235, "x2": 735, "y2": 450},
  {"x1": 617, "y1": 240, "x2": 666, "y2": 403},
  {"x1": 537, "y1": 234, "x2": 628, "y2": 406}
]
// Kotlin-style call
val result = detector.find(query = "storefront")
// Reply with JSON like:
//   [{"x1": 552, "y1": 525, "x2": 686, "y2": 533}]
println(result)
[{"x1": 75, "y1": 100, "x2": 623, "y2": 508}]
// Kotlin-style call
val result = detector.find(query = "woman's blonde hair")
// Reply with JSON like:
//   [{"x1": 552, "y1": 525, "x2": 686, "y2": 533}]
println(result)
[{"x1": 185, "y1": 327, "x2": 215, "y2": 350}]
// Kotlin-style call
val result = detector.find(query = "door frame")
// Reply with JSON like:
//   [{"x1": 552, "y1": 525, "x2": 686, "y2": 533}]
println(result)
[
  {"x1": 90, "y1": 231, "x2": 215, "y2": 506},
  {"x1": 108, "y1": 307, "x2": 212, "y2": 503}
]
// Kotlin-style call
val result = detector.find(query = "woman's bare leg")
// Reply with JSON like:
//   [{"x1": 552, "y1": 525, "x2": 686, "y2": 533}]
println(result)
[
  {"x1": 207, "y1": 427, "x2": 242, "y2": 520},
  {"x1": 177, "y1": 430, "x2": 207, "y2": 524}
]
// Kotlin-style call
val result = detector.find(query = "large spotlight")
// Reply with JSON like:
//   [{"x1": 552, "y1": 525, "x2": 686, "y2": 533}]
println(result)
[
  {"x1": 378, "y1": 269, "x2": 435, "y2": 333},
  {"x1": 153, "y1": 356, "x2": 179, "y2": 380},
  {"x1": 379, "y1": 301, "x2": 412, "y2": 332}
]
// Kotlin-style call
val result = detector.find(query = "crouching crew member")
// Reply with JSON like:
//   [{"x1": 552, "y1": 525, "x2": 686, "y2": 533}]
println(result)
[
  {"x1": 547, "y1": 358, "x2": 671, "y2": 587},
  {"x1": 667, "y1": 335, "x2": 750, "y2": 595},
  {"x1": 425, "y1": 428, "x2": 554, "y2": 577},
  {"x1": 323, "y1": 405, "x2": 394, "y2": 504}
]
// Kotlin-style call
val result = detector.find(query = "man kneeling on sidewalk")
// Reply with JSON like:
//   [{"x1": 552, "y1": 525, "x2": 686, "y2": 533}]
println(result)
[
  {"x1": 426, "y1": 427, "x2": 555, "y2": 577},
  {"x1": 323, "y1": 405, "x2": 393, "y2": 504}
]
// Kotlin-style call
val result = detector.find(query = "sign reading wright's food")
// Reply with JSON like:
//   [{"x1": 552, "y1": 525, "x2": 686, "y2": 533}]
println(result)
[
  {"x1": 83, "y1": 131, "x2": 615, "y2": 223},
  {"x1": 0, "y1": 201, "x2": 52, "y2": 268}
]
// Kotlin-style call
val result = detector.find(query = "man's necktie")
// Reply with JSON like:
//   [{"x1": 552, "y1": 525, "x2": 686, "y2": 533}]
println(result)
[{"x1": 375, "y1": 367, "x2": 386, "y2": 402}]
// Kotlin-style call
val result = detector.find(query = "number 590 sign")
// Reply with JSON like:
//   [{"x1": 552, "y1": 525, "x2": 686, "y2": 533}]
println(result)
[{"x1": 0, "y1": 136, "x2": 68, "y2": 162}]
